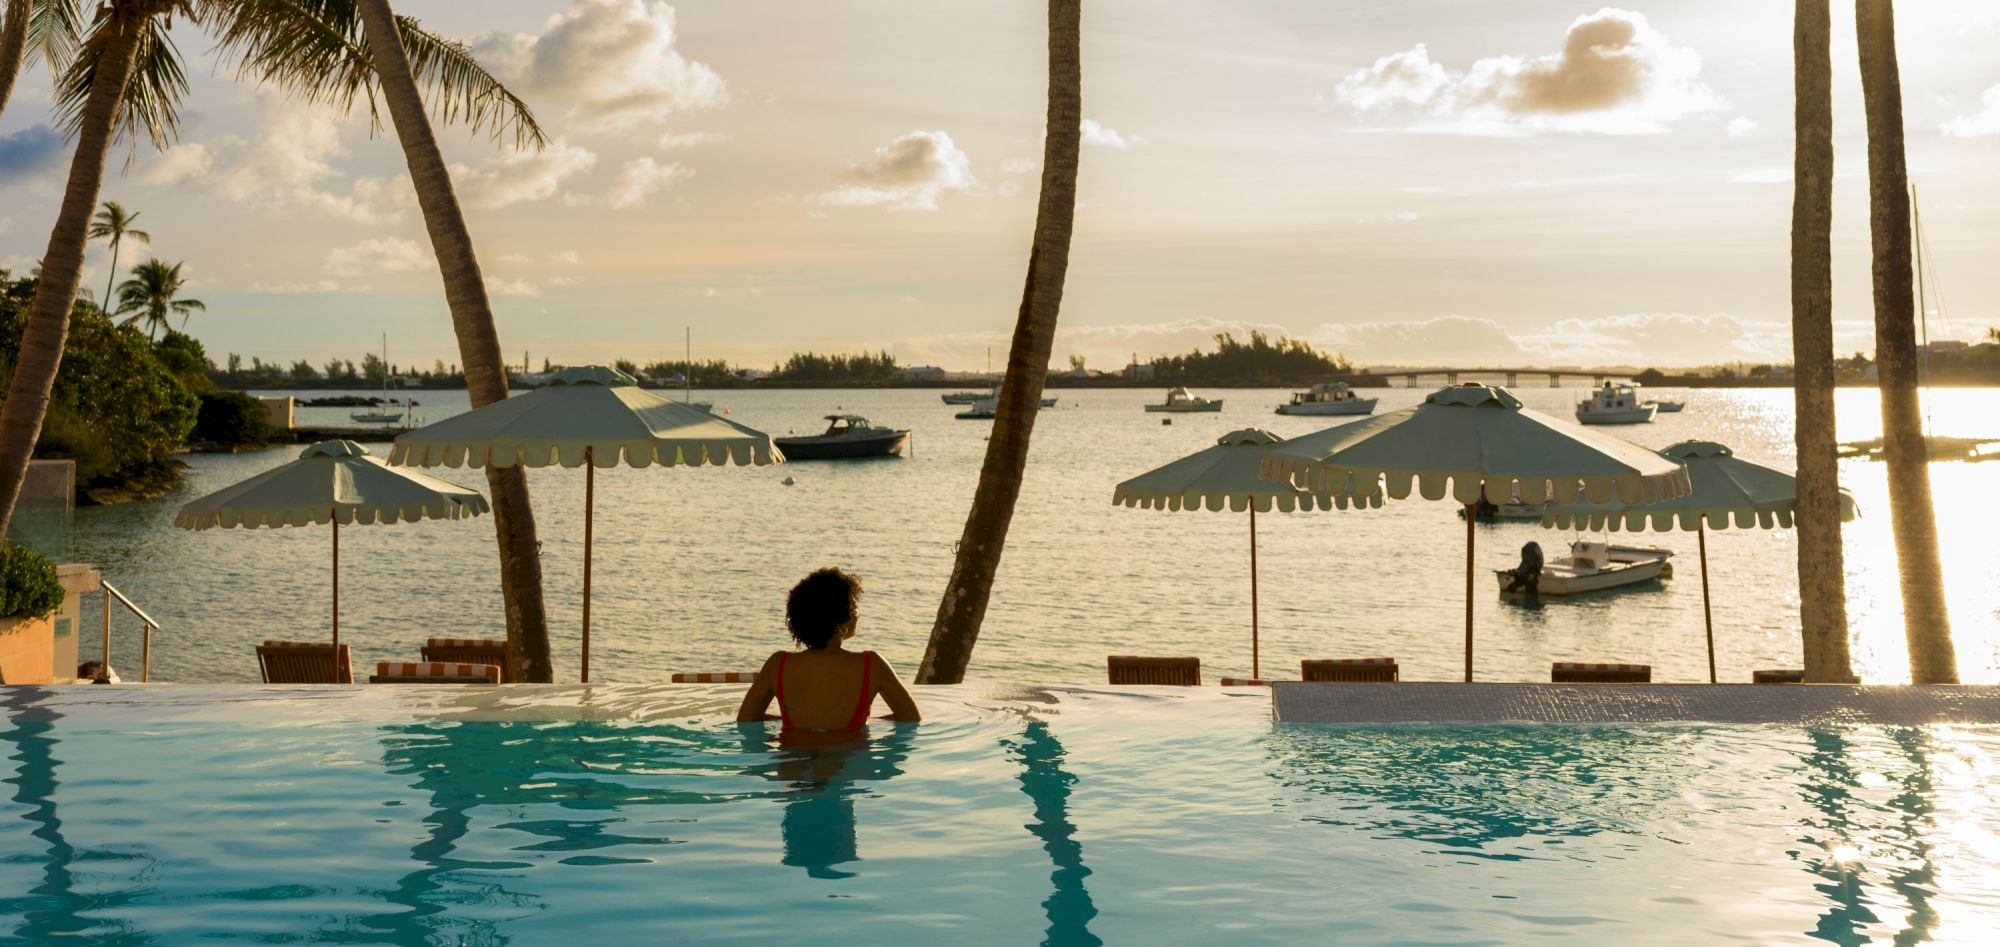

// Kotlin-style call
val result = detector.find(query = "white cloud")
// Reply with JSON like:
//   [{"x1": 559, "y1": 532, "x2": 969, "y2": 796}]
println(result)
[
  {"x1": 243, "y1": 279, "x2": 371, "y2": 294},
  {"x1": 1333, "y1": 9, "x2": 1725, "y2": 134},
  {"x1": 1940, "y1": 84, "x2": 2000, "y2": 136},
  {"x1": 1726, "y1": 116, "x2": 1759, "y2": 139},
  {"x1": 141, "y1": 143, "x2": 215, "y2": 186},
  {"x1": 553, "y1": 250, "x2": 582, "y2": 264},
  {"x1": 548, "y1": 275, "x2": 579, "y2": 286},
  {"x1": 657, "y1": 129, "x2": 730, "y2": 150},
  {"x1": 1081, "y1": 118, "x2": 1143, "y2": 148},
  {"x1": 812, "y1": 130, "x2": 974, "y2": 210},
  {"x1": 999, "y1": 157, "x2": 1039, "y2": 175},
  {"x1": 1307, "y1": 312, "x2": 1848, "y2": 366},
  {"x1": 452, "y1": 139, "x2": 598, "y2": 209},
  {"x1": 209, "y1": 106, "x2": 410, "y2": 223},
  {"x1": 488, "y1": 278, "x2": 541, "y2": 297},
  {"x1": 323, "y1": 237, "x2": 429, "y2": 278},
  {"x1": 496, "y1": 253, "x2": 533, "y2": 264},
  {"x1": 565, "y1": 157, "x2": 692, "y2": 208},
  {"x1": 477, "y1": 0, "x2": 726, "y2": 130}
]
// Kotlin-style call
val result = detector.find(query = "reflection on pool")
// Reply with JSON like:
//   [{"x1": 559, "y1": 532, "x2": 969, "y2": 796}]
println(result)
[{"x1": 3, "y1": 686, "x2": 1998, "y2": 944}]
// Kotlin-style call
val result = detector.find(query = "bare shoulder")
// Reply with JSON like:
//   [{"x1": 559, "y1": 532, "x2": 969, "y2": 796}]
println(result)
[{"x1": 869, "y1": 651, "x2": 905, "y2": 677}]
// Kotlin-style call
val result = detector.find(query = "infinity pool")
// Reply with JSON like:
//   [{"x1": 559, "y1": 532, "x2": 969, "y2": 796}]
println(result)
[{"x1": 4, "y1": 686, "x2": 1998, "y2": 944}]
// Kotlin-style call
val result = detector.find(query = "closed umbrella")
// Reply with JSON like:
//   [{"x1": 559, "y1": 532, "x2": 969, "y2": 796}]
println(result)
[
  {"x1": 1113, "y1": 428, "x2": 1379, "y2": 678},
  {"x1": 388, "y1": 365, "x2": 782, "y2": 682},
  {"x1": 1540, "y1": 440, "x2": 1859, "y2": 682},
  {"x1": 174, "y1": 440, "x2": 489, "y2": 666},
  {"x1": 1261, "y1": 384, "x2": 1690, "y2": 681}
]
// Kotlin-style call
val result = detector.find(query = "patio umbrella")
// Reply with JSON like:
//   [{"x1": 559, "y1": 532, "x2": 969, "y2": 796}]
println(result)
[
  {"x1": 1540, "y1": 440, "x2": 1859, "y2": 682},
  {"x1": 387, "y1": 365, "x2": 782, "y2": 682},
  {"x1": 1261, "y1": 384, "x2": 1690, "y2": 681},
  {"x1": 174, "y1": 440, "x2": 489, "y2": 663},
  {"x1": 1113, "y1": 428, "x2": 1380, "y2": 678}
]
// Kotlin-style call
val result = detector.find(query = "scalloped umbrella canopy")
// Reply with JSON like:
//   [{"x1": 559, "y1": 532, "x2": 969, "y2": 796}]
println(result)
[
  {"x1": 1540, "y1": 440, "x2": 1860, "y2": 683},
  {"x1": 386, "y1": 365, "x2": 783, "y2": 683},
  {"x1": 1259, "y1": 384, "x2": 1693, "y2": 682},
  {"x1": 1114, "y1": 429, "x2": 1380, "y2": 678},
  {"x1": 173, "y1": 440, "x2": 489, "y2": 663}
]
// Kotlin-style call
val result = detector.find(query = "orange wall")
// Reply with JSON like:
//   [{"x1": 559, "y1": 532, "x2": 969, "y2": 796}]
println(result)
[{"x1": 0, "y1": 616, "x2": 55, "y2": 684}]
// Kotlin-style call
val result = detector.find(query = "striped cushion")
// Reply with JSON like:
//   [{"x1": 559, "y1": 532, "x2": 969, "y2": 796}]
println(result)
[
  {"x1": 425, "y1": 637, "x2": 506, "y2": 649},
  {"x1": 261, "y1": 639, "x2": 331, "y2": 648},
  {"x1": 1314, "y1": 657, "x2": 1396, "y2": 665},
  {"x1": 670, "y1": 671, "x2": 758, "y2": 684},
  {"x1": 1218, "y1": 677, "x2": 1275, "y2": 686},
  {"x1": 373, "y1": 662, "x2": 500, "y2": 681},
  {"x1": 1552, "y1": 662, "x2": 1650, "y2": 672}
]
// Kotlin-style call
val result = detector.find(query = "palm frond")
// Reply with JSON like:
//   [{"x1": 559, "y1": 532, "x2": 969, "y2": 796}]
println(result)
[
  {"x1": 25, "y1": 0, "x2": 84, "y2": 74},
  {"x1": 205, "y1": 0, "x2": 545, "y2": 150},
  {"x1": 56, "y1": 8, "x2": 191, "y2": 152}
]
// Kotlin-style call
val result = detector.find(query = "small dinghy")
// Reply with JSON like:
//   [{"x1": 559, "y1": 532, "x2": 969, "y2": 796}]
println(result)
[{"x1": 1495, "y1": 540, "x2": 1672, "y2": 596}]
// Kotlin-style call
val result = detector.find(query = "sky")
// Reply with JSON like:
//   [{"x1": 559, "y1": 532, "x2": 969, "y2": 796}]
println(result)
[{"x1": 2, "y1": 0, "x2": 1999, "y2": 371}]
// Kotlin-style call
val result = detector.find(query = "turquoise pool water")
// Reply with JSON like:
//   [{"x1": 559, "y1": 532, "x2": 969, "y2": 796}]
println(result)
[{"x1": 4, "y1": 686, "x2": 1999, "y2": 944}]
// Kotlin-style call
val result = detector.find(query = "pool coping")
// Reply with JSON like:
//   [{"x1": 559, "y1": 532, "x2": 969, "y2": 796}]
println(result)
[{"x1": 1270, "y1": 681, "x2": 2000, "y2": 725}]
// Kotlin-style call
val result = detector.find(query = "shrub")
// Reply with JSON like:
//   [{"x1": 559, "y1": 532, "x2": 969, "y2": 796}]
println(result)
[
  {"x1": 192, "y1": 390, "x2": 273, "y2": 448},
  {"x1": 0, "y1": 544, "x2": 63, "y2": 621}
]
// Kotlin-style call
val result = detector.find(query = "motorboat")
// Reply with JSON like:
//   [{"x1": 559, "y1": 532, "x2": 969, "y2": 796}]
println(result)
[
  {"x1": 1144, "y1": 387, "x2": 1223, "y2": 413},
  {"x1": 774, "y1": 415, "x2": 910, "y2": 459},
  {"x1": 941, "y1": 391, "x2": 987, "y2": 404},
  {"x1": 1495, "y1": 540, "x2": 1673, "y2": 596},
  {"x1": 1651, "y1": 400, "x2": 1685, "y2": 413},
  {"x1": 1574, "y1": 382, "x2": 1656, "y2": 425},
  {"x1": 1276, "y1": 382, "x2": 1376, "y2": 416}
]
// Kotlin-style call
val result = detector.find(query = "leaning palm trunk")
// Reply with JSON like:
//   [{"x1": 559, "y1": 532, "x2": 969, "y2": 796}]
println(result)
[
  {"x1": 918, "y1": 0, "x2": 1082, "y2": 685},
  {"x1": 0, "y1": 15, "x2": 142, "y2": 540},
  {"x1": 356, "y1": 0, "x2": 552, "y2": 683},
  {"x1": 0, "y1": 1, "x2": 28, "y2": 120},
  {"x1": 1854, "y1": 0, "x2": 1956, "y2": 684},
  {"x1": 1790, "y1": 0, "x2": 1852, "y2": 682}
]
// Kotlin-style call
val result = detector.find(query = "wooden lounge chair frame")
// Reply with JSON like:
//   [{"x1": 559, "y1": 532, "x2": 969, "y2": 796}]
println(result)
[
  {"x1": 1107, "y1": 655, "x2": 1201, "y2": 686},
  {"x1": 420, "y1": 638, "x2": 511, "y2": 682},
  {"x1": 368, "y1": 662, "x2": 501, "y2": 684},
  {"x1": 1301, "y1": 658, "x2": 1400, "y2": 683},
  {"x1": 256, "y1": 640, "x2": 353, "y2": 684},
  {"x1": 1551, "y1": 662, "x2": 1652, "y2": 684}
]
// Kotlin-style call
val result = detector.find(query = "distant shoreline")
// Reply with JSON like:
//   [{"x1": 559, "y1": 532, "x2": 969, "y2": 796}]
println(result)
[{"x1": 244, "y1": 377, "x2": 2000, "y2": 393}]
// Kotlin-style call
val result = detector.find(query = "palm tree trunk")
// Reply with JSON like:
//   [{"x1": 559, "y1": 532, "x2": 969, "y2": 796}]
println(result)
[
  {"x1": 1791, "y1": 0, "x2": 1852, "y2": 683},
  {"x1": 356, "y1": 0, "x2": 553, "y2": 683},
  {"x1": 102, "y1": 241, "x2": 119, "y2": 313},
  {"x1": 0, "y1": 15, "x2": 144, "y2": 540},
  {"x1": 1855, "y1": 0, "x2": 1957, "y2": 684},
  {"x1": 917, "y1": 0, "x2": 1082, "y2": 685},
  {"x1": 0, "y1": 0, "x2": 29, "y2": 121}
]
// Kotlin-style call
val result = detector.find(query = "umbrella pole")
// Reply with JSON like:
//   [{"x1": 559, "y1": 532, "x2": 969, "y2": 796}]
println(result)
[
  {"x1": 1464, "y1": 501, "x2": 1476, "y2": 682},
  {"x1": 1249, "y1": 506, "x2": 1260, "y2": 680},
  {"x1": 1699, "y1": 522, "x2": 1715, "y2": 684},
  {"x1": 331, "y1": 516, "x2": 339, "y2": 652},
  {"x1": 582, "y1": 449, "x2": 595, "y2": 684}
]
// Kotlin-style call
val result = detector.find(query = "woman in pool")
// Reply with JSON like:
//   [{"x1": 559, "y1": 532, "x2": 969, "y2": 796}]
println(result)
[{"x1": 737, "y1": 568, "x2": 921, "y2": 736}]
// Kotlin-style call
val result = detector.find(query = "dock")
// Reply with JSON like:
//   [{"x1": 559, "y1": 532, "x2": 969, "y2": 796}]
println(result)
[{"x1": 283, "y1": 425, "x2": 412, "y2": 443}]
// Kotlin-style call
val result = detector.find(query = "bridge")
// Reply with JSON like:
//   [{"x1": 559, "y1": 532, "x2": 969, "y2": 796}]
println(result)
[{"x1": 1341, "y1": 368, "x2": 1635, "y2": 389}]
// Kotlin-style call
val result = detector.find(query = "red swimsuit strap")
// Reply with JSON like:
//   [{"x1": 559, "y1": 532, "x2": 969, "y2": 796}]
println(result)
[
  {"x1": 774, "y1": 652, "x2": 792, "y2": 727},
  {"x1": 846, "y1": 652, "x2": 874, "y2": 731}
]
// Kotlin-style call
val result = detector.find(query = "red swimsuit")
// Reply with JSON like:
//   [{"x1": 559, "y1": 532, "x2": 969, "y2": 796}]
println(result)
[{"x1": 774, "y1": 651, "x2": 874, "y2": 732}]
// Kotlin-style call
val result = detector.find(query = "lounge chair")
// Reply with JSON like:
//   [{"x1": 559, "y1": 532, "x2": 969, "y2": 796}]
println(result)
[
  {"x1": 1551, "y1": 662, "x2": 1651, "y2": 683},
  {"x1": 1218, "y1": 677, "x2": 1274, "y2": 686},
  {"x1": 1107, "y1": 655, "x2": 1200, "y2": 686},
  {"x1": 256, "y1": 640, "x2": 353, "y2": 684},
  {"x1": 1752, "y1": 669, "x2": 1805, "y2": 684},
  {"x1": 368, "y1": 661, "x2": 501, "y2": 684},
  {"x1": 420, "y1": 637, "x2": 510, "y2": 681},
  {"x1": 1301, "y1": 657, "x2": 1399, "y2": 682},
  {"x1": 670, "y1": 671, "x2": 759, "y2": 683}
]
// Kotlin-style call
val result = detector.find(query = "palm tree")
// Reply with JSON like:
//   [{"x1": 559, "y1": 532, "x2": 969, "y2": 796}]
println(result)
[
  {"x1": 88, "y1": 200, "x2": 149, "y2": 310},
  {"x1": 1790, "y1": 0, "x2": 1852, "y2": 683},
  {"x1": 918, "y1": 0, "x2": 1082, "y2": 685},
  {"x1": 1855, "y1": 0, "x2": 1957, "y2": 684},
  {"x1": 0, "y1": 1, "x2": 83, "y2": 122},
  {"x1": 114, "y1": 258, "x2": 202, "y2": 338}
]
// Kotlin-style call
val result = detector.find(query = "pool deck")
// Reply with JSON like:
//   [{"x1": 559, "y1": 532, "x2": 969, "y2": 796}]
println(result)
[{"x1": 1270, "y1": 682, "x2": 2000, "y2": 726}]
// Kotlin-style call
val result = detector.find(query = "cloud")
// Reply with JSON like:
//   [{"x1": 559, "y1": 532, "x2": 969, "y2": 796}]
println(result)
[
  {"x1": 488, "y1": 278, "x2": 541, "y2": 297},
  {"x1": 813, "y1": 130, "x2": 974, "y2": 210},
  {"x1": 140, "y1": 143, "x2": 215, "y2": 186},
  {"x1": 657, "y1": 129, "x2": 730, "y2": 150},
  {"x1": 208, "y1": 107, "x2": 410, "y2": 223},
  {"x1": 477, "y1": 0, "x2": 726, "y2": 130},
  {"x1": 0, "y1": 125, "x2": 68, "y2": 183},
  {"x1": 1726, "y1": 116, "x2": 1759, "y2": 139},
  {"x1": 243, "y1": 279, "x2": 371, "y2": 294},
  {"x1": 1315, "y1": 316, "x2": 1529, "y2": 364},
  {"x1": 892, "y1": 317, "x2": 1298, "y2": 370},
  {"x1": 554, "y1": 250, "x2": 582, "y2": 264},
  {"x1": 1305, "y1": 312, "x2": 1855, "y2": 366},
  {"x1": 453, "y1": 139, "x2": 598, "y2": 209},
  {"x1": 1941, "y1": 84, "x2": 2000, "y2": 136},
  {"x1": 1000, "y1": 157, "x2": 1039, "y2": 175},
  {"x1": 323, "y1": 237, "x2": 429, "y2": 278},
  {"x1": 1081, "y1": 118, "x2": 1143, "y2": 148},
  {"x1": 1333, "y1": 9, "x2": 1725, "y2": 133},
  {"x1": 565, "y1": 156, "x2": 692, "y2": 208}
]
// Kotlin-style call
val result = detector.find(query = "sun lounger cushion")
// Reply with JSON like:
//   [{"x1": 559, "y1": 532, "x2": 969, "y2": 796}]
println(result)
[
  {"x1": 1551, "y1": 662, "x2": 1652, "y2": 683},
  {"x1": 370, "y1": 662, "x2": 501, "y2": 684},
  {"x1": 670, "y1": 671, "x2": 759, "y2": 683},
  {"x1": 1218, "y1": 678, "x2": 1274, "y2": 686},
  {"x1": 1301, "y1": 658, "x2": 1400, "y2": 682},
  {"x1": 419, "y1": 638, "x2": 510, "y2": 681}
]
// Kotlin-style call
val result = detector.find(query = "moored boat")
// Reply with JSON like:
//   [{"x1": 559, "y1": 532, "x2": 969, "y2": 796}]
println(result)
[
  {"x1": 1276, "y1": 382, "x2": 1376, "y2": 416},
  {"x1": 941, "y1": 391, "x2": 987, "y2": 404},
  {"x1": 1652, "y1": 400, "x2": 1685, "y2": 413},
  {"x1": 1574, "y1": 382, "x2": 1656, "y2": 425},
  {"x1": 1144, "y1": 386, "x2": 1223, "y2": 413},
  {"x1": 1495, "y1": 540, "x2": 1673, "y2": 596},
  {"x1": 774, "y1": 415, "x2": 910, "y2": 459}
]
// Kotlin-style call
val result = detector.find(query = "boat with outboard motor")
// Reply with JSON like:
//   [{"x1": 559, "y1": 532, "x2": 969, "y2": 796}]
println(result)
[
  {"x1": 1145, "y1": 386, "x2": 1223, "y2": 413},
  {"x1": 1276, "y1": 382, "x2": 1376, "y2": 416},
  {"x1": 1495, "y1": 540, "x2": 1673, "y2": 595},
  {"x1": 774, "y1": 415, "x2": 910, "y2": 459}
]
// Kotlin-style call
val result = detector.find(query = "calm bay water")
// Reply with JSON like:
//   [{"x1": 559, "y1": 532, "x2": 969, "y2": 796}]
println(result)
[{"x1": 71, "y1": 386, "x2": 2000, "y2": 684}]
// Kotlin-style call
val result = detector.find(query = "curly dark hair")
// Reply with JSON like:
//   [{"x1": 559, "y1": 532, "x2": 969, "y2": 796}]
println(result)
[{"x1": 786, "y1": 568, "x2": 862, "y2": 649}]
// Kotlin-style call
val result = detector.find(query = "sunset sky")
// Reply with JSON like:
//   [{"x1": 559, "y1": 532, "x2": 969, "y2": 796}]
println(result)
[{"x1": 2, "y1": 0, "x2": 1998, "y2": 370}]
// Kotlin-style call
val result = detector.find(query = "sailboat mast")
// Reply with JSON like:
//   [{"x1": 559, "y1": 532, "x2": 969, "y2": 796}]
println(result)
[{"x1": 685, "y1": 326, "x2": 692, "y2": 404}]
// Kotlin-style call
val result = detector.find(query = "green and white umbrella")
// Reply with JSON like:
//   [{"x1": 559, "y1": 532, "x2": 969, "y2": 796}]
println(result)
[
  {"x1": 1113, "y1": 428, "x2": 1379, "y2": 678},
  {"x1": 1262, "y1": 384, "x2": 1690, "y2": 681},
  {"x1": 388, "y1": 365, "x2": 782, "y2": 682},
  {"x1": 175, "y1": 440, "x2": 489, "y2": 660},
  {"x1": 1541, "y1": 440, "x2": 1859, "y2": 682}
]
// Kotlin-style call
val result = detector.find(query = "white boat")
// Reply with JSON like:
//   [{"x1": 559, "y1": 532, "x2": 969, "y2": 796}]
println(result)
[
  {"x1": 1652, "y1": 400, "x2": 1685, "y2": 413},
  {"x1": 1276, "y1": 382, "x2": 1376, "y2": 416},
  {"x1": 1144, "y1": 387, "x2": 1223, "y2": 413},
  {"x1": 941, "y1": 391, "x2": 987, "y2": 405},
  {"x1": 955, "y1": 386, "x2": 1055, "y2": 413},
  {"x1": 1495, "y1": 540, "x2": 1673, "y2": 596},
  {"x1": 1574, "y1": 382, "x2": 1656, "y2": 425},
  {"x1": 351, "y1": 334, "x2": 405, "y2": 424},
  {"x1": 956, "y1": 399, "x2": 995, "y2": 419}
]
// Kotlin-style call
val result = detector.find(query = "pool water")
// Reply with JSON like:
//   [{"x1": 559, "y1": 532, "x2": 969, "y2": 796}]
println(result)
[{"x1": 4, "y1": 686, "x2": 1999, "y2": 945}]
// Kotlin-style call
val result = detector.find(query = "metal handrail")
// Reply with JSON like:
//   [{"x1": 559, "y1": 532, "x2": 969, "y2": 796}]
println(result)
[{"x1": 100, "y1": 580, "x2": 160, "y2": 683}]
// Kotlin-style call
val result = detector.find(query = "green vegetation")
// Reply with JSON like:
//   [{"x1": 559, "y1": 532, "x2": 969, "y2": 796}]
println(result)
[
  {"x1": 114, "y1": 258, "x2": 205, "y2": 339},
  {"x1": 88, "y1": 201, "x2": 150, "y2": 310},
  {"x1": 1147, "y1": 331, "x2": 1352, "y2": 385},
  {"x1": 0, "y1": 543, "x2": 63, "y2": 621},
  {"x1": 190, "y1": 390, "x2": 273, "y2": 450},
  {"x1": 768, "y1": 350, "x2": 901, "y2": 383}
]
